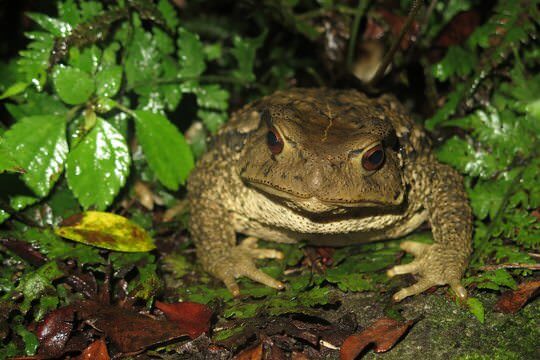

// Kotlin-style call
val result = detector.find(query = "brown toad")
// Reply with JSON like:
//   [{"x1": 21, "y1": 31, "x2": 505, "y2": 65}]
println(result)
[{"x1": 188, "y1": 88, "x2": 472, "y2": 301}]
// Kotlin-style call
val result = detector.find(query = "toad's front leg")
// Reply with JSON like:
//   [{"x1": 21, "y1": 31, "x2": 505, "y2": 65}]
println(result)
[
  {"x1": 388, "y1": 159, "x2": 472, "y2": 301},
  {"x1": 188, "y1": 188, "x2": 284, "y2": 296}
]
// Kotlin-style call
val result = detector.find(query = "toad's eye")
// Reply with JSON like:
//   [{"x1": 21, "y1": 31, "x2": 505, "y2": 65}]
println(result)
[
  {"x1": 362, "y1": 144, "x2": 385, "y2": 171},
  {"x1": 267, "y1": 127, "x2": 284, "y2": 155}
]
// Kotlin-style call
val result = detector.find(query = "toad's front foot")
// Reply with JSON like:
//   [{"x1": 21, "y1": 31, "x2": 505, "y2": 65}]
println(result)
[
  {"x1": 387, "y1": 241, "x2": 468, "y2": 302},
  {"x1": 204, "y1": 237, "x2": 285, "y2": 296}
]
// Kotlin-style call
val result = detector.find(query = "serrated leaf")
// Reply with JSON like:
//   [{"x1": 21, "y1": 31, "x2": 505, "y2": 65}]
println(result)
[
  {"x1": 66, "y1": 118, "x2": 130, "y2": 210},
  {"x1": 197, "y1": 110, "x2": 226, "y2": 134},
  {"x1": 125, "y1": 28, "x2": 161, "y2": 94},
  {"x1": 231, "y1": 34, "x2": 264, "y2": 82},
  {"x1": 55, "y1": 211, "x2": 156, "y2": 252},
  {"x1": 159, "y1": 56, "x2": 182, "y2": 110},
  {"x1": 58, "y1": 0, "x2": 82, "y2": 26},
  {"x1": 1, "y1": 115, "x2": 68, "y2": 197},
  {"x1": 68, "y1": 45, "x2": 101, "y2": 74},
  {"x1": 53, "y1": 66, "x2": 95, "y2": 105},
  {"x1": 195, "y1": 84, "x2": 229, "y2": 111},
  {"x1": 157, "y1": 0, "x2": 179, "y2": 29},
  {"x1": 467, "y1": 297, "x2": 485, "y2": 323},
  {"x1": 26, "y1": 12, "x2": 72, "y2": 37},
  {"x1": 134, "y1": 110, "x2": 194, "y2": 190},
  {"x1": 469, "y1": 179, "x2": 511, "y2": 220},
  {"x1": 16, "y1": 261, "x2": 64, "y2": 314},
  {"x1": 432, "y1": 46, "x2": 476, "y2": 81},
  {"x1": 5, "y1": 89, "x2": 67, "y2": 121},
  {"x1": 79, "y1": 1, "x2": 103, "y2": 22},
  {"x1": 95, "y1": 65, "x2": 122, "y2": 98},
  {"x1": 177, "y1": 28, "x2": 206, "y2": 78}
]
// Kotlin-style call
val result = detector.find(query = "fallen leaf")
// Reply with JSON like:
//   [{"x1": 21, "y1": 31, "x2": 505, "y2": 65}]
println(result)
[
  {"x1": 155, "y1": 301, "x2": 213, "y2": 339},
  {"x1": 340, "y1": 318, "x2": 414, "y2": 360},
  {"x1": 233, "y1": 342, "x2": 263, "y2": 360},
  {"x1": 35, "y1": 306, "x2": 75, "y2": 358},
  {"x1": 76, "y1": 300, "x2": 188, "y2": 353},
  {"x1": 494, "y1": 280, "x2": 540, "y2": 314},
  {"x1": 0, "y1": 237, "x2": 47, "y2": 266},
  {"x1": 75, "y1": 339, "x2": 110, "y2": 360},
  {"x1": 55, "y1": 211, "x2": 155, "y2": 252}
]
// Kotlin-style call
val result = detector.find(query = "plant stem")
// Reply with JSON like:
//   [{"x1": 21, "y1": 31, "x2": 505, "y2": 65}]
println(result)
[{"x1": 346, "y1": 0, "x2": 370, "y2": 71}]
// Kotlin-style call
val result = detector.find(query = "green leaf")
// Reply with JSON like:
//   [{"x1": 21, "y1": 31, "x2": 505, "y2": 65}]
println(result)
[
  {"x1": 1, "y1": 115, "x2": 68, "y2": 197},
  {"x1": 55, "y1": 211, "x2": 156, "y2": 252},
  {"x1": 469, "y1": 179, "x2": 511, "y2": 220},
  {"x1": 231, "y1": 34, "x2": 264, "y2": 82},
  {"x1": 66, "y1": 118, "x2": 130, "y2": 210},
  {"x1": 68, "y1": 45, "x2": 102, "y2": 74},
  {"x1": 466, "y1": 297, "x2": 485, "y2": 323},
  {"x1": 5, "y1": 90, "x2": 67, "y2": 121},
  {"x1": 157, "y1": 0, "x2": 179, "y2": 29},
  {"x1": 0, "y1": 81, "x2": 29, "y2": 100},
  {"x1": 125, "y1": 27, "x2": 161, "y2": 94},
  {"x1": 13, "y1": 321, "x2": 39, "y2": 355},
  {"x1": 26, "y1": 12, "x2": 72, "y2": 37},
  {"x1": 79, "y1": 1, "x2": 104, "y2": 22},
  {"x1": 134, "y1": 110, "x2": 194, "y2": 189},
  {"x1": 15, "y1": 261, "x2": 64, "y2": 314},
  {"x1": 432, "y1": 46, "x2": 476, "y2": 81},
  {"x1": 195, "y1": 84, "x2": 229, "y2": 111},
  {"x1": 58, "y1": 0, "x2": 82, "y2": 26},
  {"x1": 53, "y1": 66, "x2": 95, "y2": 105},
  {"x1": 177, "y1": 28, "x2": 206, "y2": 78},
  {"x1": 0, "y1": 144, "x2": 23, "y2": 174},
  {"x1": 197, "y1": 110, "x2": 227, "y2": 134},
  {"x1": 95, "y1": 65, "x2": 122, "y2": 98}
]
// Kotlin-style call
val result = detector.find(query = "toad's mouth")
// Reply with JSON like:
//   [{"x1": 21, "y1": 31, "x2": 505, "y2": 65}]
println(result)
[{"x1": 245, "y1": 178, "x2": 401, "y2": 208}]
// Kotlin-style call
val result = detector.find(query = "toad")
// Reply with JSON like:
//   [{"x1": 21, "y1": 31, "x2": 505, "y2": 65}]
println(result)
[{"x1": 187, "y1": 88, "x2": 472, "y2": 301}]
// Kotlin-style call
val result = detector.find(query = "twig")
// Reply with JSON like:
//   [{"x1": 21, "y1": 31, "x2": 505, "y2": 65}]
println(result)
[
  {"x1": 479, "y1": 263, "x2": 540, "y2": 271},
  {"x1": 367, "y1": 0, "x2": 423, "y2": 87}
]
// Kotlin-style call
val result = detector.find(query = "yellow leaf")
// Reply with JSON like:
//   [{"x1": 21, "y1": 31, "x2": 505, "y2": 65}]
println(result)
[{"x1": 55, "y1": 211, "x2": 155, "y2": 252}]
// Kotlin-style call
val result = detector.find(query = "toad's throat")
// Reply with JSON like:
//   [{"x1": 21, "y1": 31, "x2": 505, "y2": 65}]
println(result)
[{"x1": 244, "y1": 177, "x2": 403, "y2": 208}]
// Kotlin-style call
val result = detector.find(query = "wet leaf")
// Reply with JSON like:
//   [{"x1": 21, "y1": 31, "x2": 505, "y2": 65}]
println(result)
[
  {"x1": 1, "y1": 115, "x2": 68, "y2": 197},
  {"x1": 0, "y1": 145, "x2": 23, "y2": 174},
  {"x1": 95, "y1": 65, "x2": 122, "y2": 98},
  {"x1": 52, "y1": 66, "x2": 95, "y2": 105},
  {"x1": 66, "y1": 118, "x2": 130, "y2": 210},
  {"x1": 75, "y1": 339, "x2": 110, "y2": 360},
  {"x1": 177, "y1": 28, "x2": 206, "y2": 78},
  {"x1": 35, "y1": 306, "x2": 75, "y2": 358},
  {"x1": 155, "y1": 301, "x2": 213, "y2": 339},
  {"x1": 26, "y1": 12, "x2": 72, "y2": 37},
  {"x1": 76, "y1": 300, "x2": 188, "y2": 352},
  {"x1": 340, "y1": 318, "x2": 414, "y2": 360},
  {"x1": 16, "y1": 262, "x2": 64, "y2": 314},
  {"x1": 494, "y1": 280, "x2": 540, "y2": 314},
  {"x1": 125, "y1": 27, "x2": 161, "y2": 93},
  {"x1": 134, "y1": 110, "x2": 194, "y2": 189},
  {"x1": 55, "y1": 211, "x2": 155, "y2": 252}
]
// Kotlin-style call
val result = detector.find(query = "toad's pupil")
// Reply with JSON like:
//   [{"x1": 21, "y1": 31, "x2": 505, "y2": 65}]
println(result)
[
  {"x1": 267, "y1": 131, "x2": 279, "y2": 146},
  {"x1": 368, "y1": 150, "x2": 384, "y2": 165}
]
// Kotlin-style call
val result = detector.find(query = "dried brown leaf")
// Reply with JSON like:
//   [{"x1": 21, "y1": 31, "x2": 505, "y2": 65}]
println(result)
[
  {"x1": 340, "y1": 318, "x2": 414, "y2": 360},
  {"x1": 494, "y1": 280, "x2": 540, "y2": 314}
]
